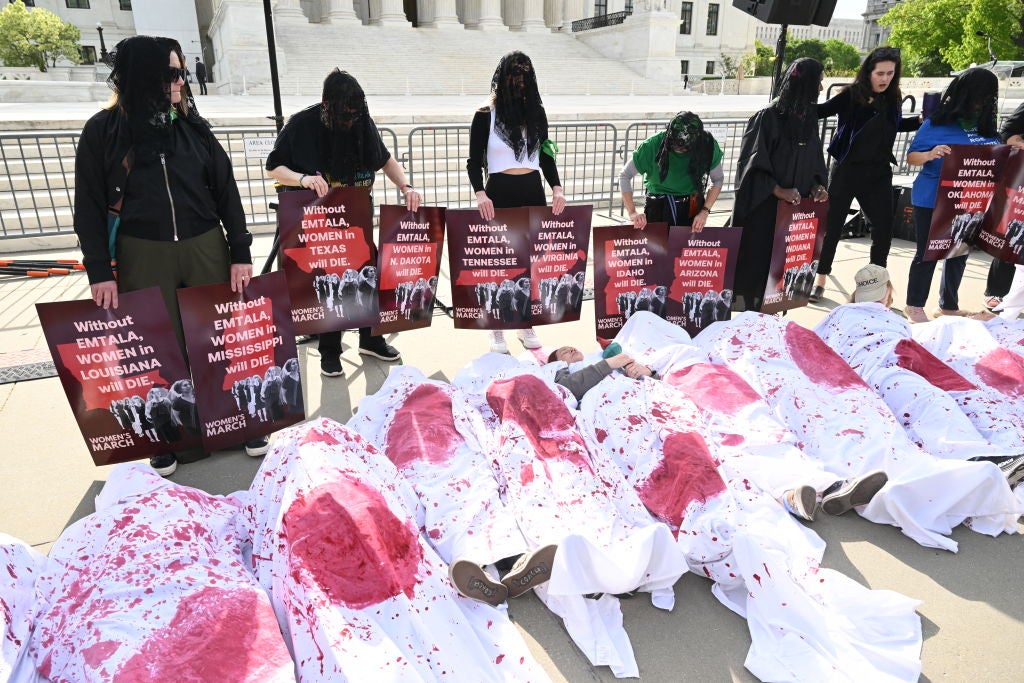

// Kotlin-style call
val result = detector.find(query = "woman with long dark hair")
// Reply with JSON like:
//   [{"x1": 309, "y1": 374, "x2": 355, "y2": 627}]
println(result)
[
  {"x1": 267, "y1": 69, "x2": 420, "y2": 378},
  {"x1": 731, "y1": 58, "x2": 829, "y2": 312},
  {"x1": 811, "y1": 46, "x2": 921, "y2": 303},
  {"x1": 73, "y1": 35, "x2": 260, "y2": 476},
  {"x1": 466, "y1": 51, "x2": 565, "y2": 354},
  {"x1": 619, "y1": 111, "x2": 724, "y2": 232},
  {"x1": 903, "y1": 67, "x2": 1001, "y2": 322}
]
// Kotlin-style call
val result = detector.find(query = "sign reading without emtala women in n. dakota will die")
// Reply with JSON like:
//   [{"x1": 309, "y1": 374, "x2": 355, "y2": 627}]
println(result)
[
  {"x1": 760, "y1": 199, "x2": 827, "y2": 315},
  {"x1": 177, "y1": 271, "x2": 304, "y2": 452},
  {"x1": 36, "y1": 287, "x2": 200, "y2": 466},
  {"x1": 277, "y1": 186, "x2": 378, "y2": 335},
  {"x1": 373, "y1": 204, "x2": 447, "y2": 335}
]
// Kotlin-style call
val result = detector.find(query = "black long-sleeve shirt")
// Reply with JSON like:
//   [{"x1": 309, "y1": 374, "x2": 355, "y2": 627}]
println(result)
[{"x1": 817, "y1": 88, "x2": 921, "y2": 165}]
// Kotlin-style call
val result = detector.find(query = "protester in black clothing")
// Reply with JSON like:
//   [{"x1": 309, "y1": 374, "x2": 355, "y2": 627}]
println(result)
[
  {"x1": 194, "y1": 57, "x2": 207, "y2": 95},
  {"x1": 73, "y1": 35, "x2": 263, "y2": 477},
  {"x1": 266, "y1": 69, "x2": 420, "y2": 378},
  {"x1": 811, "y1": 47, "x2": 922, "y2": 303},
  {"x1": 466, "y1": 51, "x2": 565, "y2": 354},
  {"x1": 982, "y1": 102, "x2": 1024, "y2": 310},
  {"x1": 732, "y1": 58, "x2": 829, "y2": 312}
]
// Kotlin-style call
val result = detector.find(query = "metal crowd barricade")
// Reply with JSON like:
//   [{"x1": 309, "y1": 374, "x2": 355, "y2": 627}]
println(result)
[{"x1": 0, "y1": 130, "x2": 79, "y2": 238}]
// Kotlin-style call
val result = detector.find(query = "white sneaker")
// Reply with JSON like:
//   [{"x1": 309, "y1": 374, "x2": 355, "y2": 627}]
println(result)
[
  {"x1": 489, "y1": 330, "x2": 508, "y2": 354},
  {"x1": 516, "y1": 328, "x2": 542, "y2": 349}
]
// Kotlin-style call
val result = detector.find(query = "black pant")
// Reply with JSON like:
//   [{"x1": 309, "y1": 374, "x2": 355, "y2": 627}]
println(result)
[
  {"x1": 644, "y1": 195, "x2": 699, "y2": 227},
  {"x1": 985, "y1": 257, "x2": 1015, "y2": 298},
  {"x1": 818, "y1": 161, "x2": 894, "y2": 275},
  {"x1": 733, "y1": 196, "x2": 778, "y2": 312},
  {"x1": 319, "y1": 327, "x2": 375, "y2": 359},
  {"x1": 198, "y1": 79, "x2": 208, "y2": 95},
  {"x1": 486, "y1": 170, "x2": 547, "y2": 208},
  {"x1": 906, "y1": 206, "x2": 967, "y2": 310}
]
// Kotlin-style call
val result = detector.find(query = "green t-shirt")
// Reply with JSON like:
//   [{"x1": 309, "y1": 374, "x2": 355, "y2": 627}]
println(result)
[{"x1": 632, "y1": 131, "x2": 723, "y2": 196}]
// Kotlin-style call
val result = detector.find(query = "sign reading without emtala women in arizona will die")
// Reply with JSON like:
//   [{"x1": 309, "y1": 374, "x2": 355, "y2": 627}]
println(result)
[
  {"x1": 177, "y1": 271, "x2": 304, "y2": 452},
  {"x1": 36, "y1": 287, "x2": 200, "y2": 466}
]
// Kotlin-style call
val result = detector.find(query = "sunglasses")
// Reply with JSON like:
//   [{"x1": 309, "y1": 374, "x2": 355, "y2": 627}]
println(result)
[{"x1": 164, "y1": 66, "x2": 187, "y2": 82}]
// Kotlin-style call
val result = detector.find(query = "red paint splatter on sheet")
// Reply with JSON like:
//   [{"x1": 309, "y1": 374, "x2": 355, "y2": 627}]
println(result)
[
  {"x1": 894, "y1": 339, "x2": 976, "y2": 391},
  {"x1": 384, "y1": 384, "x2": 462, "y2": 469},
  {"x1": 300, "y1": 428, "x2": 342, "y2": 446},
  {"x1": 665, "y1": 363, "x2": 761, "y2": 415},
  {"x1": 639, "y1": 430, "x2": 726, "y2": 537},
  {"x1": 115, "y1": 587, "x2": 292, "y2": 682},
  {"x1": 82, "y1": 640, "x2": 119, "y2": 669},
  {"x1": 753, "y1": 573, "x2": 762, "y2": 586},
  {"x1": 284, "y1": 478, "x2": 423, "y2": 609},
  {"x1": 486, "y1": 375, "x2": 592, "y2": 471},
  {"x1": 495, "y1": 654, "x2": 506, "y2": 665},
  {"x1": 721, "y1": 434, "x2": 744, "y2": 446},
  {"x1": 784, "y1": 324, "x2": 867, "y2": 391},
  {"x1": 975, "y1": 347, "x2": 1024, "y2": 398},
  {"x1": 520, "y1": 464, "x2": 535, "y2": 486},
  {"x1": 595, "y1": 428, "x2": 608, "y2": 443}
]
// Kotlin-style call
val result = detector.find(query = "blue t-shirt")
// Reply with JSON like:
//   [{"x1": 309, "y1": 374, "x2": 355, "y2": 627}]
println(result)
[{"x1": 908, "y1": 120, "x2": 1000, "y2": 208}]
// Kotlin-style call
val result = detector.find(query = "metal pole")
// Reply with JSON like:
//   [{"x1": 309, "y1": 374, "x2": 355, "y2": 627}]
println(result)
[
  {"x1": 770, "y1": 23, "x2": 789, "y2": 100},
  {"x1": 260, "y1": 0, "x2": 286, "y2": 275}
]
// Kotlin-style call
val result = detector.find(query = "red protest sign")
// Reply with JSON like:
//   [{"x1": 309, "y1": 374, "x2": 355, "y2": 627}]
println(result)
[
  {"x1": 529, "y1": 205, "x2": 592, "y2": 325},
  {"x1": 925, "y1": 144, "x2": 1005, "y2": 262},
  {"x1": 760, "y1": 199, "x2": 827, "y2": 315},
  {"x1": 374, "y1": 204, "x2": 446, "y2": 334},
  {"x1": 592, "y1": 223, "x2": 671, "y2": 341},
  {"x1": 664, "y1": 226, "x2": 742, "y2": 336}
]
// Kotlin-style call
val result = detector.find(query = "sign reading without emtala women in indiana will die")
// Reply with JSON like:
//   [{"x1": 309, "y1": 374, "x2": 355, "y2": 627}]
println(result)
[
  {"x1": 177, "y1": 271, "x2": 304, "y2": 452},
  {"x1": 37, "y1": 287, "x2": 200, "y2": 466}
]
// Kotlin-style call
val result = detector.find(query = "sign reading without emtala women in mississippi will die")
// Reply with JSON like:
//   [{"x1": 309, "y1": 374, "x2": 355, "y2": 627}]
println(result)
[
  {"x1": 277, "y1": 186, "x2": 378, "y2": 335},
  {"x1": 36, "y1": 287, "x2": 200, "y2": 466},
  {"x1": 177, "y1": 271, "x2": 304, "y2": 452}
]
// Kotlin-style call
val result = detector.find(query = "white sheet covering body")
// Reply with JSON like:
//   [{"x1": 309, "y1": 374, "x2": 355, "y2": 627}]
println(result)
[
  {"x1": 612, "y1": 312, "x2": 837, "y2": 498},
  {"x1": 911, "y1": 316, "x2": 1024, "y2": 416},
  {"x1": 985, "y1": 316, "x2": 1024, "y2": 351},
  {"x1": 29, "y1": 463, "x2": 296, "y2": 683},
  {"x1": 1, "y1": 534, "x2": 46, "y2": 683},
  {"x1": 347, "y1": 366, "x2": 528, "y2": 566},
  {"x1": 693, "y1": 312, "x2": 1020, "y2": 551},
  {"x1": 240, "y1": 417, "x2": 549, "y2": 683},
  {"x1": 576, "y1": 372, "x2": 924, "y2": 683},
  {"x1": 815, "y1": 303, "x2": 1024, "y2": 457}
]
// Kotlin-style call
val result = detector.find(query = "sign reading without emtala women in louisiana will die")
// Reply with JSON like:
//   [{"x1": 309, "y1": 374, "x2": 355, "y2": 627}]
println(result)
[
  {"x1": 373, "y1": 204, "x2": 447, "y2": 335},
  {"x1": 177, "y1": 271, "x2": 304, "y2": 452},
  {"x1": 277, "y1": 186, "x2": 378, "y2": 335},
  {"x1": 36, "y1": 287, "x2": 200, "y2": 466}
]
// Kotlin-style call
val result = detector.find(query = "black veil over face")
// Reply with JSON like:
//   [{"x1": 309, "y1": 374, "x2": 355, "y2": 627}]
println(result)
[
  {"x1": 490, "y1": 51, "x2": 547, "y2": 162},
  {"x1": 773, "y1": 57, "x2": 824, "y2": 121},
  {"x1": 319, "y1": 68, "x2": 380, "y2": 183},
  {"x1": 931, "y1": 67, "x2": 999, "y2": 138},
  {"x1": 655, "y1": 111, "x2": 716, "y2": 192},
  {"x1": 107, "y1": 35, "x2": 205, "y2": 152}
]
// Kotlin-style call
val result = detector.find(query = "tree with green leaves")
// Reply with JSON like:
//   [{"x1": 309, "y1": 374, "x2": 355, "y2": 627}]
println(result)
[
  {"x1": 742, "y1": 40, "x2": 776, "y2": 78},
  {"x1": 880, "y1": 0, "x2": 1023, "y2": 75},
  {"x1": 822, "y1": 39, "x2": 861, "y2": 76},
  {"x1": 0, "y1": 0, "x2": 82, "y2": 72}
]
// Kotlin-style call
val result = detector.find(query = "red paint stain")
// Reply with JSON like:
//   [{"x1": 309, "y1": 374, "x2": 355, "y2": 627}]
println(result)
[
  {"x1": 753, "y1": 573, "x2": 762, "y2": 587},
  {"x1": 283, "y1": 478, "x2": 423, "y2": 609},
  {"x1": 496, "y1": 654, "x2": 506, "y2": 665},
  {"x1": 721, "y1": 434, "x2": 744, "y2": 446},
  {"x1": 894, "y1": 339, "x2": 976, "y2": 391},
  {"x1": 427, "y1": 529, "x2": 441, "y2": 540},
  {"x1": 639, "y1": 431, "x2": 726, "y2": 537},
  {"x1": 300, "y1": 428, "x2": 342, "y2": 446},
  {"x1": 520, "y1": 464, "x2": 535, "y2": 486},
  {"x1": 666, "y1": 363, "x2": 760, "y2": 415},
  {"x1": 976, "y1": 348, "x2": 1024, "y2": 398},
  {"x1": 384, "y1": 384, "x2": 462, "y2": 469},
  {"x1": 486, "y1": 375, "x2": 592, "y2": 471},
  {"x1": 784, "y1": 324, "x2": 867, "y2": 391},
  {"x1": 595, "y1": 428, "x2": 608, "y2": 443},
  {"x1": 83, "y1": 640, "x2": 119, "y2": 669},
  {"x1": 115, "y1": 587, "x2": 292, "y2": 682}
]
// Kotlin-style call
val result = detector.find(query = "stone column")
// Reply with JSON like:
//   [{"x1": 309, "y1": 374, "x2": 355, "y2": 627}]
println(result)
[
  {"x1": 327, "y1": 0, "x2": 361, "y2": 23},
  {"x1": 518, "y1": 0, "x2": 547, "y2": 31},
  {"x1": 468, "y1": 0, "x2": 505, "y2": 30},
  {"x1": 561, "y1": 0, "x2": 585, "y2": 31},
  {"x1": 274, "y1": 0, "x2": 306, "y2": 21},
  {"x1": 370, "y1": 0, "x2": 411, "y2": 25},
  {"x1": 422, "y1": 0, "x2": 461, "y2": 27}
]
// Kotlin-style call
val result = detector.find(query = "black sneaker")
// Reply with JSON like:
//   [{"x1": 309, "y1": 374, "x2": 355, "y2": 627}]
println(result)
[
  {"x1": 997, "y1": 455, "x2": 1024, "y2": 488},
  {"x1": 358, "y1": 336, "x2": 401, "y2": 362},
  {"x1": 320, "y1": 354, "x2": 344, "y2": 377},
  {"x1": 808, "y1": 285, "x2": 825, "y2": 304},
  {"x1": 244, "y1": 437, "x2": 270, "y2": 457},
  {"x1": 150, "y1": 453, "x2": 177, "y2": 477},
  {"x1": 821, "y1": 470, "x2": 888, "y2": 516}
]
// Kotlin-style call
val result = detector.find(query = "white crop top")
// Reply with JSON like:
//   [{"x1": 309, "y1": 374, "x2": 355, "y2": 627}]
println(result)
[{"x1": 487, "y1": 110, "x2": 541, "y2": 173}]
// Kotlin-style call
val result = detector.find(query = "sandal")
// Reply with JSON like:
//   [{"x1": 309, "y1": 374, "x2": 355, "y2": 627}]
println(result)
[{"x1": 985, "y1": 296, "x2": 1003, "y2": 311}]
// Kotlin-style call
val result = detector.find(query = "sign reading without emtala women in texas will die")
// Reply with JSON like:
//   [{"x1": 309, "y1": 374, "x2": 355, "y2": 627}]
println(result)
[
  {"x1": 177, "y1": 271, "x2": 304, "y2": 452},
  {"x1": 277, "y1": 186, "x2": 378, "y2": 335},
  {"x1": 37, "y1": 287, "x2": 200, "y2": 466}
]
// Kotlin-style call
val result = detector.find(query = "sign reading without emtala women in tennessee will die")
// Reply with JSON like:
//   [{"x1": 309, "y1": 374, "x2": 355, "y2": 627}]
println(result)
[
  {"x1": 177, "y1": 271, "x2": 304, "y2": 452},
  {"x1": 37, "y1": 287, "x2": 200, "y2": 466},
  {"x1": 277, "y1": 186, "x2": 378, "y2": 335}
]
